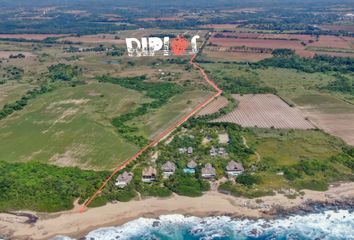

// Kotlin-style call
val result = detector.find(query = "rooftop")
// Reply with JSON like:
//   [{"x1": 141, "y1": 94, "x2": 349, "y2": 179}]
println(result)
[
  {"x1": 202, "y1": 163, "x2": 216, "y2": 175},
  {"x1": 226, "y1": 161, "x2": 244, "y2": 172},
  {"x1": 117, "y1": 171, "x2": 133, "y2": 183},
  {"x1": 142, "y1": 166, "x2": 157, "y2": 176},
  {"x1": 161, "y1": 161, "x2": 176, "y2": 172},
  {"x1": 187, "y1": 160, "x2": 197, "y2": 169}
]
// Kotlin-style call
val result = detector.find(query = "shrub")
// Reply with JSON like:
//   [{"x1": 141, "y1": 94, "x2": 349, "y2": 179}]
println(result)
[
  {"x1": 293, "y1": 179, "x2": 329, "y2": 191},
  {"x1": 165, "y1": 174, "x2": 210, "y2": 197},
  {"x1": 237, "y1": 174, "x2": 262, "y2": 186},
  {"x1": 48, "y1": 64, "x2": 81, "y2": 81}
]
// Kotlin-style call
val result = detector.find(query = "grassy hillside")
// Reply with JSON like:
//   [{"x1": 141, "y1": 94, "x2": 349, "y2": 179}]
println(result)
[
  {"x1": 129, "y1": 90, "x2": 213, "y2": 138},
  {"x1": 0, "y1": 83, "x2": 149, "y2": 170},
  {"x1": 0, "y1": 83, "x2": 33, "y2": 108},
  {"x1": 245, "y1": 129, "x2": 344, "y2": 167},
  {"x1": 203, "y1": 63, "x2": 353, "y2": 105}
]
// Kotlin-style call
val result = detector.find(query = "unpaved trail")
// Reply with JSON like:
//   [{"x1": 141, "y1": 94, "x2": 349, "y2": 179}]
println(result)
[
  {"x1": 81, "y1": 53, "x2": 222, "y2": 210},
  {"x1": 242, "y1": 135, "x2": 261, "y2": 162}
]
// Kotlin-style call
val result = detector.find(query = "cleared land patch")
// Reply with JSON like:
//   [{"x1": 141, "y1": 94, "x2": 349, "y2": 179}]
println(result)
[
  {"x1": 302, "y1": 112, "x2": 354, "y2": 146},
  {"x1": 216, "y1": 66, "x2": 354, "y2": 145},
  {"x1": 203, "y1": 48, "x2": 272, "y2": 62},
  {"x1": 207, "y1": 33, "x2": 354, "y2": 59},
  {"x1": 213, "y1": 94, "x2": 314, "y2": 129},
  {"x1": 137, "y1": 17, "x2": 181, "y2": 21},
  {"x1": 320, "y1": 24, "x2": 354, "y2": 33},
  {"x1": 209, "y1": 37, "x2": 313, "y2": 57},
  {"x1": 0, "y1": 51, "x2": 34, "y2": 58},
  {"x1": 196, "y1": 96, "x2": 228, "y2": 116},
  {"x1": 308, "y1": 36, "x2": 352, "y2": 49},
  {"x1": 293, "y1": 93, "x2": 354, "y2": 146},
  {"x1": 59, "y1": 35, "x2": 125, "y2": 45},
  {"x1": 0, "y1": 34, "x2": 67, "y2": 40},
  {"x1": 199, "y1": 24, "x2": 240, "y2": 30}
]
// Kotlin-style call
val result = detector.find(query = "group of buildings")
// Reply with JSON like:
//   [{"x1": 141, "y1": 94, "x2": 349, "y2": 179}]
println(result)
[
  {"x1": 179, "y1": 146, "x2": 228, "y2": 157},
  {"x1": 115, "y1": 160, "x2": 244, "y2": 188},
  {"x1": 115, "y1": 135, "x2": 244, "y2": 188}
]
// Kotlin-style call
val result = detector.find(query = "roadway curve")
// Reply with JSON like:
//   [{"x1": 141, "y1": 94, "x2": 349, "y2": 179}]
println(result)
[{"x1": 81, "y1": 54, "x2": 222, "y2": 211}]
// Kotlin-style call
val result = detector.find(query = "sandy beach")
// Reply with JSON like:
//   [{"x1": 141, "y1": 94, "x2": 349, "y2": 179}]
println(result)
[{"x1": 1, "y1": 182, "x2": 353, "y2": 240}]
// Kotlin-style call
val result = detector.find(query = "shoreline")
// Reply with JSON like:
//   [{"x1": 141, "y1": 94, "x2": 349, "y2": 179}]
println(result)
[{"x1": 0, "y1": 182, "x2": 353, "y2": 240}]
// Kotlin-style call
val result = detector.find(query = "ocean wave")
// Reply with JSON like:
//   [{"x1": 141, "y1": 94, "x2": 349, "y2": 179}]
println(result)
[{"x1": 55, "y1": 209, "x2": 354, "y2": 240}]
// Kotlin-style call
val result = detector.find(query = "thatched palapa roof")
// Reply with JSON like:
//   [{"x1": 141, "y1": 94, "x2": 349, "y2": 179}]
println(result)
[
  {"x1": 142, "y1": 166, "x2": 157, "y2": 177},
  {"x1": 226, "y1": 161, "x2": 244, "y2": 172},
  {"x1": 187, "y1": 160, "x2": 197, "y2": 169},
  {"x1": 202, "y1": 163, "x2": 216, "y2": 175},
  {"x1": 117, "y1": 171, "x2": 133, "y2": 183},
  {"x1": 161, "y1": 161, "x2": 176, "y2": 172}
]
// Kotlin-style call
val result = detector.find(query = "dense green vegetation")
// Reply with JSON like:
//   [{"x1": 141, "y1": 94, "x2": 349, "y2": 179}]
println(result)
[
  {"x1": 324, "y1": 75, "x2": 354, "y2": 96},
  {"x1": 205, "y1": 69, "x2": 276, "y2": 95},
  {"x1": 165, "y1": 172, "x2": 210, "y2": 197},
  {"x1": 98, "y1": 75, "x2": 182, "y2": 102},
  {"x1": 257, "y1": 55, "x2": 354, "y2": 73},
  {"x1": 98, "y1": 75, "x2": 182, "y2": 146},
  {"x1": 236, "y1": 173, "x2": 262, "y2": 186},
  {"x1": 0, "y1": 12, "x2": 136, "y2": 34},
  {"x1": 0, "y1": 161, "x2": 110, "y2": 212},
  {"x1": 48, "y1": 64, "x2": 81, "y2": 81},
  {"x1": 1, "y1": 66, "x2": 24, "y2": 81},
  {"x1": 271, "y1": 48, "x2": 295, "y2": 57}
]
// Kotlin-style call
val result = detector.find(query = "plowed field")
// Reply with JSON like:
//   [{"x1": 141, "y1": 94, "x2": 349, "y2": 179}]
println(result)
[{"x1": 213, "y1": 94, "x2": 314, "y2": 129}]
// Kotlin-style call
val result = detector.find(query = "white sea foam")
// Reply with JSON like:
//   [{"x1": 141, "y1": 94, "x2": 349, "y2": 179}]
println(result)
[
  {"x1": 51, "y1": 236, "x2": 75, "y2": 240},
  {"x1": 53, "y1": 209, "x2": 354, "y2": 240}
]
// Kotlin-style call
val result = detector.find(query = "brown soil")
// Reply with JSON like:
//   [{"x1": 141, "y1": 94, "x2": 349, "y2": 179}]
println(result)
[{"x1": 213, "y1": 94, "x2": 314, "y2": 129}]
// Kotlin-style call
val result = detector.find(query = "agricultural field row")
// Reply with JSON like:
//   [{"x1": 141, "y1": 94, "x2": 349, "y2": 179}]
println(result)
[
  {"x1": 206, "y1": 33, "x2": 354, "y2": 61},
  {"x1": 213, "y1": 94, "x2": 314, "y2": 129}
]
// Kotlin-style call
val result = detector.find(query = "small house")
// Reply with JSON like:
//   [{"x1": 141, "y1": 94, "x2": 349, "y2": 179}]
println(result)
[
  {"x1": 183, "y1": 160, "x2": 197, "y2": 174},
  {"x1": 218, "y1": 147, "x2": 226, "y2": 156},
  {"x1": 115, "y1": 171, "x2": 133, "y2": 188},
  {"x1": 201, "y1": 163, "x2": 216, "y2": 179},
  {"x1": 179, "y1": 147, "x2": 187, "y2": 154},
  {"x1": 187, "y1": 147, "x2": 193, "y2": 154},
  {"x1": 210, "y1": 146, "x2": 226, "y2": 157},
  {"x1": 210, "y1": 146, "x2": 217, "y2": 157},
  {"x1": 142, "y1": 166, "x2": 157, "y2": 183},
  {"x1": 161, "y1": 161, "x2": 176, "y2": 178},
  {"x1": 226, "y1": 161, "x2": 244, "y2": 177}
]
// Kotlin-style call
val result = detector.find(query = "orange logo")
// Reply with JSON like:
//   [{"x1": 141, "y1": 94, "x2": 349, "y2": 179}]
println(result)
[{"x1": 171, "y1": 35, "x2": 189, "y2": 56}]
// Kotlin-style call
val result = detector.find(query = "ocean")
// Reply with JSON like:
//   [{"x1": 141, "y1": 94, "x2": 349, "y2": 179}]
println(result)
[{"x1": 54, "y1": 208, "x2": 354, "y2": 240}]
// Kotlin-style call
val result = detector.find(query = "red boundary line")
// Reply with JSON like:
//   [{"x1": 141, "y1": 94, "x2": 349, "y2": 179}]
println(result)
[{"x1": 80, "y1": 54, "x2": 222, "y2": 212}]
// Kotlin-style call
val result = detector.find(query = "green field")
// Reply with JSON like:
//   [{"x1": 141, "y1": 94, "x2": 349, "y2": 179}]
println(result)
[
  {"x1": 220, "y1": 128, "x2": 353, "y2": 196},
  {"x1": 255, "y1": 68, "x2": 354, "y2": 106},
  {"x1": 203, "y1": 63, "x2": 353, "y2": 105},
  {"x1": 0, "y1": 82, "x2": 151, "y2": 170},
  {"x1": 129, "y1": 90, "x2": 213, "y2": 138},
  {"x1": 0, "y1": 83, "x2": 33, "y2": 108},
  {"x1": 0, "y1": 81, "x2": 214, "y2": 170},
  {"x1": 245, "y1": 129, "x2": 344, "y2": 167}
]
